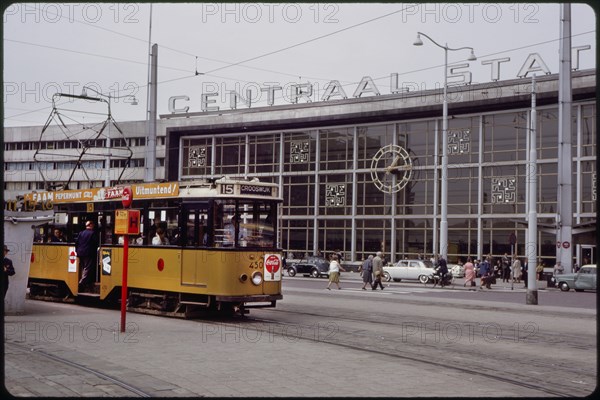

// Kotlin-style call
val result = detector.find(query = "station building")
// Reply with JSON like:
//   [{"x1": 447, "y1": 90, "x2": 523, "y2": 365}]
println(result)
[{"x1": 3, "y1": 69, "x2": 597, "y2": 266}]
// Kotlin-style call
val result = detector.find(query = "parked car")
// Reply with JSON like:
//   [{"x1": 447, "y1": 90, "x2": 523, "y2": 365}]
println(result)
[
  {"x1": 287, "y1": 256, "x2": 330, "y2": 278},
  {"x1": 449, "y1": 264, "x2": 465, "y2": 278},
  {"x1": 383, "y1": 259, "x2": 436, "y2": 284},
  {"x1": 551, "y1": 264, "x2": 596, "y2": 292}
]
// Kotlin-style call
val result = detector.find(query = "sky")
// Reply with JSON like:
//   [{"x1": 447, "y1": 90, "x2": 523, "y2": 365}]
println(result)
[{"x1": 2, "y1": 2, "x2": 597, "y2": 127}]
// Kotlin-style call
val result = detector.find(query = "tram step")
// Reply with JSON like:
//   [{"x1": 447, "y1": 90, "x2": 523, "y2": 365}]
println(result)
[
  {"x1": 130, "y1": 292, "x2": 166, "y2": 299},
  {"x1": 179, "y1": 300, "x2": 209, "y2": 306},
  {"x1": 77, "y1": 292, "x2": 100, "y2": 298}
]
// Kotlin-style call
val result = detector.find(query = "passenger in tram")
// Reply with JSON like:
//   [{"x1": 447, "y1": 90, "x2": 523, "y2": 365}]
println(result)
[
  {"x1": 223, "y1": 214, "x2": 240, "y2": 246},
  {"x1": 49, "y1": 228, "x2": 66, "y2": 243},
  {"x1": 118, "y1": 235, "x2": 144, "y2": 245},
  {"x1": 152, "y1": 228, "x2": 170, "y2": 245}
]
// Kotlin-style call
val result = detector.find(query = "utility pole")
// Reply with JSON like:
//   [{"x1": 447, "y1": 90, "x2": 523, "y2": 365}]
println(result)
[
  {"x1": 144, "y1": 4, "x2": 156, "y2": 183},
  {"x1": 526, "y1": 75, "x2": 538, "y2": 305},
  {"x1": 557, "y1": 3, "x2": 573, "y2": 273},
  {"x1": 145, "y1": 44, "x2": 157, "y2": 182}
]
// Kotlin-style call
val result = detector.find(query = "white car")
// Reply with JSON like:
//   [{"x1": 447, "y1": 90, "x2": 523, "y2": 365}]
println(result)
[
  {"x1": 383, "y1": 259, "x2": 436, "y2": 284},
  {"x1": 551, "y1": 264, "x2": 596, "y2": 292},
  {"x1": 449, "y1": 264, "x2": 465, "y2": 278}
]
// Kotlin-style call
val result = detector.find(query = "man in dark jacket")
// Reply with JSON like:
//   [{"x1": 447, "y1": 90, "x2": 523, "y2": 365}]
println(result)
[
  {"x1": 76, "y1": 220, "x2": 100, "y2": 291},
  {"x1": 3, "y1": 245, "x2": 16, "y2": 298},
  {"x1": 436, "y1": 254, "x2": 449, "y2": 285},
  {"x1": 479, "y1": 256, "x2": 493, "y2": 289}
]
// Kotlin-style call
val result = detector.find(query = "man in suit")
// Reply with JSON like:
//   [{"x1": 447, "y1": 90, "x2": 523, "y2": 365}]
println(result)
[{"x1": 76, "y1": 220, "x2": 100, "y2": 292}]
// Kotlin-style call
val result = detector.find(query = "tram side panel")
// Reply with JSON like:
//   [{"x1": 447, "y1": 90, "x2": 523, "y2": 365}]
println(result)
[
  {"x1": 180, "y1": 249, "x2": 282, "y2": 297},
  {"x1": 30, "y1": 244, "x2": 79, "y2": 297},
  {"x1": 100, "y1": 247, "x2": 282, "y2": 299},
  {"x1": 99, "y1": 246, "x2": 182, "y2": 300}
]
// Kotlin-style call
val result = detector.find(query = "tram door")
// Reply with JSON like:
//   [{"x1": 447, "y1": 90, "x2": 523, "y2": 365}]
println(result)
[
  {"x1": 577, "y1": 244, "x2": 596, "y2": 267},
  {"x1": 181, "y1": 203, "x2": 211, "y2": 286}
]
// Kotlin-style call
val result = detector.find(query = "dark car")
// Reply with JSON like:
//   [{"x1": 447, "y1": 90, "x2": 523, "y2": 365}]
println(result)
[{"x1": 287, "y1": 256, "x2": 330, "y2": 278}]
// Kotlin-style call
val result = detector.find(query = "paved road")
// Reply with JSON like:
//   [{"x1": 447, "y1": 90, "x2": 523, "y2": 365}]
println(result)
[
  {"x1": 3, "y1": 279, "x2": 596, "y2": 397},
  {"x1": 282, "y1": 272, "x2": 597, "y2": 309}
]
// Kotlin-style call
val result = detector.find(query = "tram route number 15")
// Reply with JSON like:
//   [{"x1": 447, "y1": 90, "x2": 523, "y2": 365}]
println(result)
[{"x1": 115, "y1": 209, "x2": 141, "y2": 235}]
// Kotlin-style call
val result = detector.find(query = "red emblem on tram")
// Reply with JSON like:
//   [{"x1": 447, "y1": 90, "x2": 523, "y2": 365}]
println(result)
[{"x1": 265, "y1": 255, "x2": 281, "y2": 274}]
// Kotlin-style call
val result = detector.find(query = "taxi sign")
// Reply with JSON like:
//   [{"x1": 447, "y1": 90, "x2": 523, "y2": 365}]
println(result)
[{"x1": 115, "y1": 209, "x2": 140, "y2": 235}]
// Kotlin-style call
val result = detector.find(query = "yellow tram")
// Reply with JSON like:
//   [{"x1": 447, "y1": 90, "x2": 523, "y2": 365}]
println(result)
[{"x1": 24, "y1": 178, "x2": 283, "y2": 317}]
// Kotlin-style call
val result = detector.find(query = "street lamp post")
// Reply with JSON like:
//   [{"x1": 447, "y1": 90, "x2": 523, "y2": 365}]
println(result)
[
  {"x1": 81, "y1": 87, "x2": 138, "y2": 187},
  {"x1": 413, "y1": 32, "x2": 476, "y2": 261}
]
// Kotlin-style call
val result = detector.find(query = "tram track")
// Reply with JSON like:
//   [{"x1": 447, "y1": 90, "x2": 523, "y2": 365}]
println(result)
[
  {"x1": 205, "y1": 306, "x2": 595, "y2": 397},
  {"x1": 5, "y1": 342, "x2": 153, "y2": 398}
]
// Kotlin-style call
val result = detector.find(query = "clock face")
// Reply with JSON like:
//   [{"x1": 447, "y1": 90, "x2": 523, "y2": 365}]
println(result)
[{"x1": 370, "y1": 144, "x2": 413, "y2": 193}]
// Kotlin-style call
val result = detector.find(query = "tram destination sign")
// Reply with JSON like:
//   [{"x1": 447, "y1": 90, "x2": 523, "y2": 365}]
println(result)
[
  {"x1": 220, "y1": 183, "x2": 274, "y2": 197},
  {"x1": 240, "y1": 184, "x2": 273, "y2": 196}
]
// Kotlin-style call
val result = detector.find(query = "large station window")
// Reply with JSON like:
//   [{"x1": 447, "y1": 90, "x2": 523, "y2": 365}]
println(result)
[
  {"x1": 355, "y1": 218, "x2": 391, "y2": 260},
  {"x1": 394, "y1": 218, "x2": 431, "y2": 259},
  {"x1": 482, "y1": 113, "x2": 527, "y2": 163},
  {"x1": 319, "y1": 128, "x2": 353, "y2": 170},
  {"x1": 319, "y1": 174, "x2": 352, "y2": 216},
  {"x1": 248, "y1": 133, "x2": 280, "y2": 174},
  {"x1": 215, "y1": 136, "x2": 245, "y2": 176},
  {"x1": 181, "y1": 137, "x2": 212, "y2": 177},
  {"x1": 282, "y1": 175, "x2": 315, "y2": 216},
  {"x1": 401, "y1": 120, "x2": 436, "y2": 168},
  {"x1": 581, "y1": 104, "x2": 596, "y2": 157},
  {"x1": 357, "y1": 124, "x2": 394, "y2": 170},
  {"x1": 284, "y1": 131, "x2": 317, "y2": 172},
  {"x1": 356, "y1": 172, "x2": 392, "y2": 215},
  {"x1": 281, "y1": 219, "x2": 315, "y2": 257},
  {"x1": 317, "y1": 219, "x2": 351, "y2": 261}
]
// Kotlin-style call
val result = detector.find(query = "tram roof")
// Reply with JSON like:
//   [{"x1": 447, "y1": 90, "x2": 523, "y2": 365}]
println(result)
[{"x1": 23, "y1": 177, "x2": 281, "y2": 204}]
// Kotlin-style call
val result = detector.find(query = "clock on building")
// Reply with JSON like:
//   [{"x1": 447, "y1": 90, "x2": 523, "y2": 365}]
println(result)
[{"x1": 370, "y1": 144, "x2": 413, "y2": 193}]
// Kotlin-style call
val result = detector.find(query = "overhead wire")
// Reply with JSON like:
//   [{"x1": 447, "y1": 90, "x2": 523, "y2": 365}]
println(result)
[{"x1": 3, "y1": 2, "x2": 596, "y2": 122}]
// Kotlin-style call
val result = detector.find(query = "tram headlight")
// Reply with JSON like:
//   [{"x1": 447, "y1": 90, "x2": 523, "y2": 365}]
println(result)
[
  {"x1": 239, "y1": 273, "x2": 248, "y2": 283},
  {"x1": 251, "y1": 271, "x2": 263, "y2": 286}
]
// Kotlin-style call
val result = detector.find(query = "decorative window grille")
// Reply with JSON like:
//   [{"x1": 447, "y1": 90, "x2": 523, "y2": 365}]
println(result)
[{"x1": 491, "y1": 177, "x2": 516, "y2": 204}]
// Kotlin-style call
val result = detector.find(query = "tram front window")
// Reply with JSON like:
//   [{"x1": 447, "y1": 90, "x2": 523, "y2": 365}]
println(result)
[{"x1": 214, "y1": 200, "x2": 276, "y2": 248}]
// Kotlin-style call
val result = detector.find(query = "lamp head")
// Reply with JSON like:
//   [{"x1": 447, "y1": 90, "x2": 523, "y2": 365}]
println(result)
[
  {"x1": 130, "y1": 97, "x2": 138, "y2": 106},
  {"x1": 467, "y1": 50, "x2": 477, "y2": 61},
  {"x1": 81, "y1": 87, "x2": 88, "y2": 97},
  {"x1": 413, "y1": 33, "x2": 423, "y2": 46}
]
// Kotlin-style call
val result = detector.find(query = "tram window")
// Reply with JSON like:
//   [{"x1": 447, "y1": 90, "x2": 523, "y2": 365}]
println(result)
[
  {"x1": 212, "y1": 200, "x2": 276, "y2": 248},
  {"x1": 146, "y1": 207, "x2": 179, "y2": 245},
  {"x1": 214, "y1": 200, "x2": 237, "y2": 247},
  {"x1": 183, "y1": 204, "x2": 210, "y2": 247},
  {"x1": 100, "y1": 212, "x2": 115, "y2": 245},
  {"x1": 237, "y1": 201, "x2": 276, "y2": 248},
  {"x1": 33, "y1": 224, "x2": 49, "y2": 243}
]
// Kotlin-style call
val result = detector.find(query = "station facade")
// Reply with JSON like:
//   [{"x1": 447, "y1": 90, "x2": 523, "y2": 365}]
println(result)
[{"x1": 3, "y1": 69, "x2": 597, "y2": 266}]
